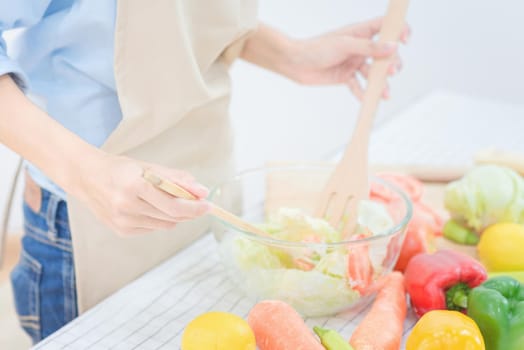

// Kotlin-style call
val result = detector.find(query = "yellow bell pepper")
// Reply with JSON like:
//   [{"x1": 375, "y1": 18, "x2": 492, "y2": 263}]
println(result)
[{"x1": 406, "y1": 310, "x2": 485, "y2": 350}]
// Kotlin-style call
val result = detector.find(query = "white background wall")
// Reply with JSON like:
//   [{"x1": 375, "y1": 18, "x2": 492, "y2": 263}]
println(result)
[{"x1": 1, "y1": 0, "x2": 523, "y2": 232}]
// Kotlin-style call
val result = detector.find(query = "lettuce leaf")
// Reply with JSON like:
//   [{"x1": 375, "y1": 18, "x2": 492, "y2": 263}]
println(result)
[{"x1": 444, "y1": 165, "x2": 524, "y2": 231}]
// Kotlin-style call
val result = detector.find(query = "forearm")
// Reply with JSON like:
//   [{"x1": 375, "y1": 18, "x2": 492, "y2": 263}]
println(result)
[
  {"x1": 0, "y1": 74, "x2": 104, "y2": 198},
  {"x1": 240, "y1": 24, "x2": 299, "y2": 78}
]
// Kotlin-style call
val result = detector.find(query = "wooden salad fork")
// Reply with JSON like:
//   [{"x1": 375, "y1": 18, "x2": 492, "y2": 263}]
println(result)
[
  {"x1": 142, "y1": 169, "x2": 272, "y2": 238},
  {"x1": 315, "y1": 0, "x2": 411, "y2": 238}
]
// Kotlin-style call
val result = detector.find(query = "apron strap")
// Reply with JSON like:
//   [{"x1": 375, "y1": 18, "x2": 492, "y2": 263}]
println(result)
[{"x1": 0, "y1": 156, "x2": 23, "y2": 267}]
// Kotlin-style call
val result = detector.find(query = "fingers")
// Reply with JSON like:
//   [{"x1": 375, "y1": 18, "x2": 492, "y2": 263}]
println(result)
[
  {"x1": 382, "y1": 83, "x2": 390, "y2": 99},
  {"x1": 348, "y1": 78, "x2": 389, "y2": 101},
  {"x1": 355, "y1": 58, "x2": 397, "y2": 100},
  {"x1": 342, "y1": 37, "x2": 398, "y2": 58},
  {"x1": 109, "y1": 185, "x2": 209, "y2": 236},
  {"x1": 359, "y1": 63, "x2": 370, "y2": 79},
  {"x1": 138, "y1": 179, "x2": 211, "y2": 218},
  {"x1": 388, "y1": 55, "x2": 403, "y2": 75},
  {"x1": 347, "y1": 17, "x2": 383, "y2": 38},
  {"x1": 347, "y1": 77, "x2": 364, "y2": 101},
  {"x1": 358, "y1": 55, "x2": 401, "y2": 78},
  {"x1": 345, "y1": 17, "x2": 410, "y2": 44},
  {"x1": 401, "y1": 24, "x2": 411, "y2": 44},
  {"x1": 88, "y1": 156, "x2": 213, "y2": 236},
  {"x1": 150, "y1": 168, "x2": 209, "y2": 199},
  {"x1": 124, "y1": 198, "x2": 185, "y2": 222}
]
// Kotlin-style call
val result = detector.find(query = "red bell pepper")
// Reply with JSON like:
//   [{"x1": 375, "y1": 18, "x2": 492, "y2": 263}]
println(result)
[{"x1": 404, "y1": 250, "x2": 487, "y2": 318}]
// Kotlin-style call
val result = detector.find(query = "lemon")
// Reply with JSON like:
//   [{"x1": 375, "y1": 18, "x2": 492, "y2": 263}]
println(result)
[
  {"x1": 478, "y1": 223, "x2": 524, "y2": 271},
  {"x1": 181, "y1": 312, "x2": 256, "y2": 350}
]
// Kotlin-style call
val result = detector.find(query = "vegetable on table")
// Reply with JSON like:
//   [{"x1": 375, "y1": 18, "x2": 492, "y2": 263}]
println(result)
[
  {"x1": 404, "y1": 250, "x2": 487, "y2": 317},
  {"x1": 247, "y1": 300, "x2": 324, "y2": 350},
  {"x1": 468, "y1": 276, "x2": 524, "y2": 350},
  {"x1": 488, "y1": 271, "x2": 524, "y2": 283},
  {"x1": 478, "y1": 222, "x2": 524, "y2": 271},
  {"x1": 372, "y1": 173, "x2": 443, "y2": 272},
  {"x1": 444, "y1": 165, "x2": 524, "y2": 232},
  {"x1": 392, "y1": 203, "x2": 437, "y2": 272},
  {"x1": 347, "y1": 234, "x2": 373, "y2": 295},
  {"x1": 349, "y1": 271, "x2": 406, "y2": 350},
  {"x1": 313, "y1": 326, "x2": 354, "y2": 350},
  {"x1": 406, "y1": 310, "x2": 485, "y2": 350},
  {"x1": 443, "y1": 219, "x2": 479, "y2": 245},
  {"x1": 181, "y1": 311, "x2": 256, "y2": 350}
]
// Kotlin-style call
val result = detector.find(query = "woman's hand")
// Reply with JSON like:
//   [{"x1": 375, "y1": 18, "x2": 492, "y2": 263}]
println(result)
[
  {"x1": 0, "y1": 76, "x2": 210, "y2": 237},
  {"x1": 77, "y1": 155, "x2": 211, "y2": 236},
  {"x1": 241, "y1": 18, "x2": 410, "y2": 100},
  {"x1": 286, "y1": 18, "x2": 409, "y2": 99}
]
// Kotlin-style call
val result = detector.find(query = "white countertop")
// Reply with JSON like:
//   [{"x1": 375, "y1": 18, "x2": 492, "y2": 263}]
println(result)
[{"x1": 32, "y1": 234, "x2": 418, "y2": 350}]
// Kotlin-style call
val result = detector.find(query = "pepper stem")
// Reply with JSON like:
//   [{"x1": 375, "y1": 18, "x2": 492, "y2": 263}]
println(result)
[
  {"x1": 446, "y1": 282, "x2": 471, "y2": 311},
  {"x1": 452, "y1": 291, "x2": 469, "y2": 309}
]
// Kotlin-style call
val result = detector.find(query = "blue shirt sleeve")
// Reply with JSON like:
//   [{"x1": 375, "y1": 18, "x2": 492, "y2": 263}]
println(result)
[{"x1": 0, "y1": 0, "x2": 52, "y2": 90}]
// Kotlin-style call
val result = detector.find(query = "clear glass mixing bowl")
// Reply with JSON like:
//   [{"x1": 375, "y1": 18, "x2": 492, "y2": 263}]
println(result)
[{"x1": 210, "y1": 164, "x2": 412, "y2": 317}]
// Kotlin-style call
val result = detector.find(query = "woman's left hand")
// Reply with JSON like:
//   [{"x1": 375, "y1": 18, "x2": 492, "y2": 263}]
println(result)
[
  {"x1": 242, "y1": 18, "x2": 410, "y2": 100},
  {"x1": 286, "y1": 18, "x2": 410, "y2": 100}
]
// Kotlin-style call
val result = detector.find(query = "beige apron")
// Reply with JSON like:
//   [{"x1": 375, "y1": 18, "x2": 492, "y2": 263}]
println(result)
[{"x1": 67, "y1": 0, "x2": 258, "y2": 313}]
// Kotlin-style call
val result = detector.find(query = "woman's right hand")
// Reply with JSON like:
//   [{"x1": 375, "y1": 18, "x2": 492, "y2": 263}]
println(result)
[
  {"x1": 0, "y1": 75, "x2": 210, "y2": 236},
  {"x1": 77, "y1": 154, "x2": 211, "y2": 236},
  {"x1": 0, "y1": 75, "x2": 209, "y2": 236}
]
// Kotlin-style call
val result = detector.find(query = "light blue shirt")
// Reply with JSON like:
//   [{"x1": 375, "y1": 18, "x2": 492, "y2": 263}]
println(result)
[{"x1": 0, "y1": 0, "x2": 120, "y2": 198}]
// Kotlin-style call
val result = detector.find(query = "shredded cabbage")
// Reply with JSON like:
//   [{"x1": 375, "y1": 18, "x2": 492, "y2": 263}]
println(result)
[{"x1": 218, "y1": 201, "x2": 395, "y2": 317}]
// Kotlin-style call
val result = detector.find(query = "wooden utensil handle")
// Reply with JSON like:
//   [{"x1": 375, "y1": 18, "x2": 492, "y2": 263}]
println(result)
[
  {"x1": 142, "y1": 169, "x2": 197, "y2": 200},
  {"x1": 142, "y1": 169, "x2": 271, "y2": 238},
  {"x1": 344, "y1": 0, "x2": 410, "y2": 159},
  {"x1": 209, "y1": 205, "x2": 270, "y2": 237}
]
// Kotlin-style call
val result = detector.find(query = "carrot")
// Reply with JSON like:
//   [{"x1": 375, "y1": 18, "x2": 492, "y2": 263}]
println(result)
[
  {"x1": 371, "y1": 173, "x2": 444, "y2": 272},
  {"x1": 247, "y1": 300, "x2": 324, "y2": 350},
  {"x1": 377, "y1": 173, "x2": 424, "y2": 201},
  {"x1": 347, "y1": 234, "x2": 374, "y2": 295},
  {"x1": 350, "y1": 271, "x2": 407, "y2": 350},
  {"x1": 414, "y1": 201, "x2": 444, "y2": 235}
]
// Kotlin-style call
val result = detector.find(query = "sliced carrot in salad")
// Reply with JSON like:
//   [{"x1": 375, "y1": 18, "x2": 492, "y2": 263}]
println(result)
[{"x1": 347, "y1": 234, "x2": 374, "y2": 295}]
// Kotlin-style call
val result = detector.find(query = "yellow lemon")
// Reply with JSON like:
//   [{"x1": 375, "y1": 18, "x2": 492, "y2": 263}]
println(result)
[
  {"x1": 478, "y1": 223, "x2": 524, "y2": 271},
  {"x1": 181, "y1": 312, "x2": 256, "y2": 350}
]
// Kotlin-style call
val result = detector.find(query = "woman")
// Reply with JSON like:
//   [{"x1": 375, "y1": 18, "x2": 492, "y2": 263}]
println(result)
[{"x1": 0, "y1": 0, "x2": 408, "y2": 344}]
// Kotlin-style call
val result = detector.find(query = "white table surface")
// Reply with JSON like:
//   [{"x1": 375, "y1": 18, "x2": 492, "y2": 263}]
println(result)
[
  {"x1": 33, "y1": 234, "x2": 418, "y2": 350},
  {"x1": 32, "y1": 92, "x2": 524, "y2": 349}
]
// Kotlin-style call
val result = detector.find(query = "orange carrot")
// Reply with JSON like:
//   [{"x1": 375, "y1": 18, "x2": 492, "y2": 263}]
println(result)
[
  {"x1": 350, "y1": 271, "x2": 407, "y2": 350},
  {"x1": 347, "y1": 234, "x2": 374, "y2": 295},
  {"x1": 377, "y1": 173, "x2": 424, "y2": 201},
  {"x1": 247, "y1": 300, "x2": 324, "y2": 350}
]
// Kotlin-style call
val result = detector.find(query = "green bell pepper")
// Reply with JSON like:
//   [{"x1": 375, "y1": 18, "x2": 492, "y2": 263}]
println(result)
[{"x1": 467, "y1": 276, "x2": 524, "y2": 350}]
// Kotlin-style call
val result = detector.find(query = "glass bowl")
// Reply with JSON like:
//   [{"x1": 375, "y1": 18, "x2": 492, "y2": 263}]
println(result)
[{"x1": 210, "y1": 164, "x2": 412, "y2": 317}]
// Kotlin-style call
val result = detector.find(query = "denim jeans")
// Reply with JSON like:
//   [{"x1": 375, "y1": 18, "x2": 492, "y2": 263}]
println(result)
[{"x1": 10, "y1": 187, "x2": 77, "y2": 344}]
